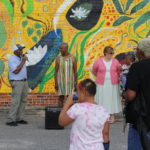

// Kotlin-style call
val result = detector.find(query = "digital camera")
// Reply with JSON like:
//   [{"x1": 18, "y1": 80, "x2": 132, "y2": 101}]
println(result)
[{"x1": 73, "y1": 92, "x2": 78, "y2": 101}]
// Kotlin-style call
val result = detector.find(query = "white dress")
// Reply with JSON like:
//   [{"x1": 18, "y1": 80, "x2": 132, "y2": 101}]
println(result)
[{"x1": 94, "y1": 58, "x2": 122, "y2": 114}]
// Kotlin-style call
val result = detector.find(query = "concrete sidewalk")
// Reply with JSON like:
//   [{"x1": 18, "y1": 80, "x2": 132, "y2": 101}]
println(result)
[{"x1": 0, "y1": 110, "x2": 127, "y2": 150}]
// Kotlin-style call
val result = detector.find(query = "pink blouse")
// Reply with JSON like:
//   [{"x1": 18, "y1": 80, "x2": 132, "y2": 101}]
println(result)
[{"x1": 92, "y1": 57, "x2": 121, "y2": 85}]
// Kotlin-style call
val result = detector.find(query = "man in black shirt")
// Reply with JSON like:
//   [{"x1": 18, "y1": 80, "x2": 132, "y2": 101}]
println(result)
[{"x1": 126, "y1": 38, "x2": 150, "y2": 150}]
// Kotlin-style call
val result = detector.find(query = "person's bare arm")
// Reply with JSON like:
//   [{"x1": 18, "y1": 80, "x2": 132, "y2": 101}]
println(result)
[
  {"x1": 13, "y1": 55, "x2": 28, "y2": 74},
  {"x1": 73, "y1": 56, "x2": 77, "y2": 91},
  {"x1": 125, "y1": 89, "x2": 137, "y2": 101},
  {"x1": 59, "y1": 95, "x2": 74, "y2": 126},
  {"x1": 54, "y1": 57, "x2": 59, "y2": 91},
  {"x1": 102, "y1": 121, "x2": 110, "y2": 143}
]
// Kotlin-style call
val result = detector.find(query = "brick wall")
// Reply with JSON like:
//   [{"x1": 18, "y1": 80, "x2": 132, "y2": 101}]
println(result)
[{"x1": 0, "y1": 93, "x2": 58, "y2": 109}]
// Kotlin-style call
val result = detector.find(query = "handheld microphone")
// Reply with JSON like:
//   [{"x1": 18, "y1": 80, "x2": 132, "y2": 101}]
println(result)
[{"x1": 22, "y1": 53, "x2": 29, "y2": 61}]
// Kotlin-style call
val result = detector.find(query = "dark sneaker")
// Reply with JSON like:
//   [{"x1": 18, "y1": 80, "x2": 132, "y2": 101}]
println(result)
[
  {"x1": 6, "y1": 122, "x2": 18, "y2": 126},
  {"x1": 17, "y1": 120, "x2": 28, "y2": 124}
]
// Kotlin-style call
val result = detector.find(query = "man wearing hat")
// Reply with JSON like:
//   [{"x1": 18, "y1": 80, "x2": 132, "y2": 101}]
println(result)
[
  {"x1": 6, "y1": 44, "x2": 28, "y2": 126},
  {"x1": 126, "y1": 38, "x2": 150, "y2": 150}
]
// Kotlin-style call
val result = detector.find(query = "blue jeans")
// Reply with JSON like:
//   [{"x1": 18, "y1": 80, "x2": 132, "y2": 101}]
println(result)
[{"x1": 128, "y1": 124, "x2": 143, "y2": 150}]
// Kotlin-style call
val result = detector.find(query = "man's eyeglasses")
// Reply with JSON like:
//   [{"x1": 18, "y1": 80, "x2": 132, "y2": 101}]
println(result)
[{"x1": 133, "y1": 47, "x2": 140, "y2": 51}]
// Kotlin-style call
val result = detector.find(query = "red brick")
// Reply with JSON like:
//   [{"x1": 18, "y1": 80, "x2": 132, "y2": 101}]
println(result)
[{"x1": 0, "y1": 93, "x2": 59, "y2": 108}]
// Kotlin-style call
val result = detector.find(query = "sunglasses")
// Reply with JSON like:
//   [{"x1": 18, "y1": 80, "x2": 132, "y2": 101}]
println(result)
[{"x1": 108, "y1": 52, "x2": 114, "y2": 55}]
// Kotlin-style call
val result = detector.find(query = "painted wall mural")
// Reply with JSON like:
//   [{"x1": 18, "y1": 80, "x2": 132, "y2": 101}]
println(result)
[{"x1": 0, "y1": 0, "x2": 150, "y2": 93}]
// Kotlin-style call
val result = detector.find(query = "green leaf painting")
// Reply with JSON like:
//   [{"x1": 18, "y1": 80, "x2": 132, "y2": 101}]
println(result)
[
  {"x1": 1, "y1": 0, "x2": 14, "y2": 23},
  {"x1": 27, "y1": 27, "x2": 34, "y2": 36},
  {"x1": 112, "y1": 0, "x2": 124, "y2": 14},
  {"x1": 36, "y1": 30, "x2": 41, "y2": 37},
  {"x1": 32, "y1": 36, "x2": 38, "y2": 43},
  {"x1": 0, "y1": 20, "x2": 7, "y2": 48},
  {"x1": 125, "y1": 0, "x2": 134, "y2": 11},
  {"x1": 22, "y1": 20, "x2": 28, "y2": 27},
  {"x1": 22, "y1": 0, "x2": 34, "y2": 18},
  {"x1": 134, "y1": 11, "x2": 150, "y2": 31},
  {"x1": 130, "y1": 0, "x2": 149, "y2": 15},
  {"x1": 113, "y1": 16, "x2": 133, "y2": 26},
  {"x1": 34, "y1": 23, "x2": 43, "y2": 29}
]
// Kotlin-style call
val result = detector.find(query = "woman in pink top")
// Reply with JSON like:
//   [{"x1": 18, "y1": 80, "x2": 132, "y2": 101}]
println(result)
[
  {"x1": 59, "y1": 79, "x2": 110, "y2": 150},
  {"x1": 92, "y1": 46, "x2": 122, "y2": 123}
]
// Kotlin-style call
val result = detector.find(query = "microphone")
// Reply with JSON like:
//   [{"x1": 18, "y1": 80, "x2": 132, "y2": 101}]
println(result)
[{"x1": 22, "y1": 53, "x2": 29, "y2": 61}]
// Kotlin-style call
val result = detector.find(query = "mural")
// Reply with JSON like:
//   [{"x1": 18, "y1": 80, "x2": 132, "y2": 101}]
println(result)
[{"x1": 0, "y1": 0, "x2": 150, "y2": 93}]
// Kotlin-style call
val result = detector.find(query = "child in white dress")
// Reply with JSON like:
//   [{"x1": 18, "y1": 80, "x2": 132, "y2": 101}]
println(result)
[{"x1": 59, "y1": 79, "x2": 110, "y2": 150}]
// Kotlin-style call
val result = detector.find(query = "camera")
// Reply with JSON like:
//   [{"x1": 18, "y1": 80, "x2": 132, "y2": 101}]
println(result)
[{"x1": 73, "y1": 92, "x2": 78, "y2": 101}]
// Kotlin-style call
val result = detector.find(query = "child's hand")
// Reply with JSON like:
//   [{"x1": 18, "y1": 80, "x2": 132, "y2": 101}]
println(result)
[{"x1": 65, "y1": 95, "x2": 74, "y2": 106}]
